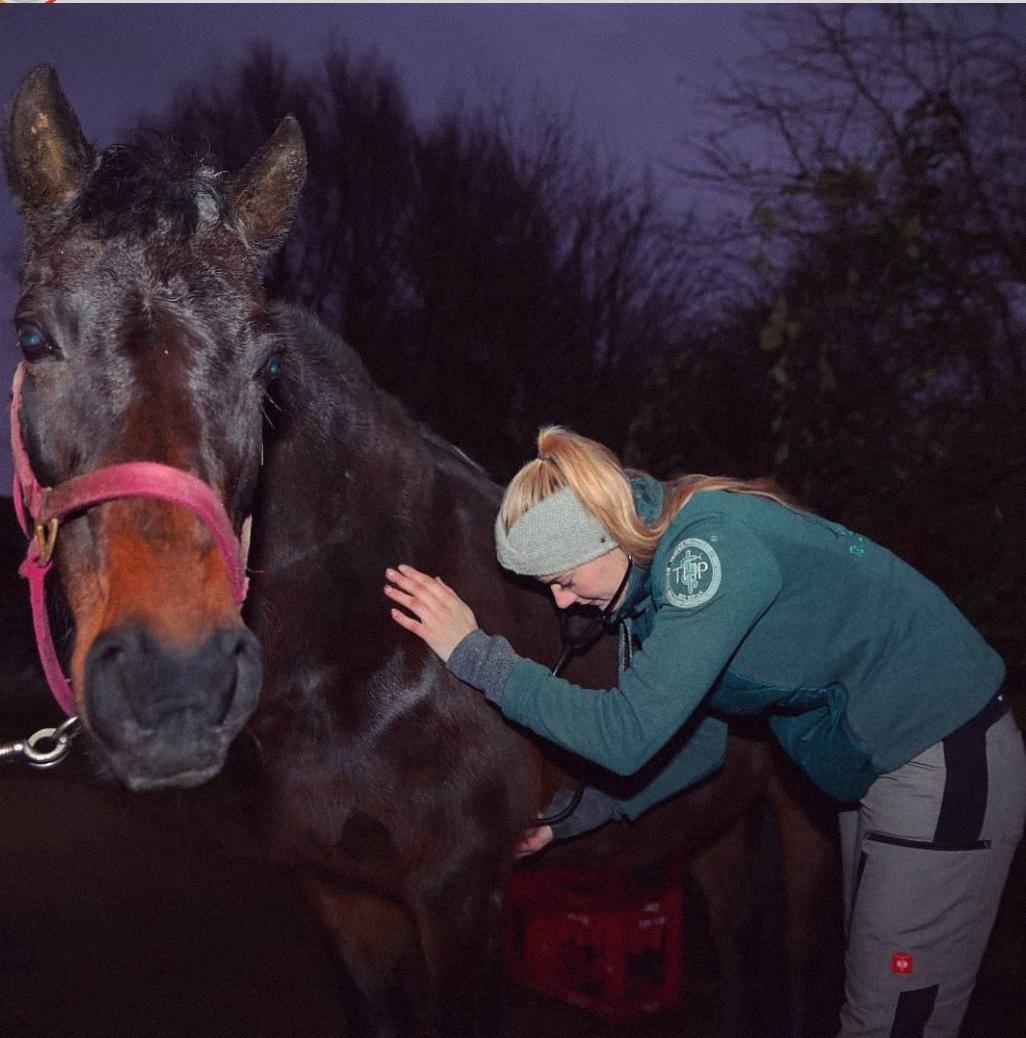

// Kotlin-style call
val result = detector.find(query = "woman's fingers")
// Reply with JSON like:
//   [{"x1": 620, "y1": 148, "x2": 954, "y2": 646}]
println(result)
[
  {"x1": 385, "y1": 569, "x2": 433, "y2": 611},
  {"x1": 385, "y1": 565, "x2": 427, "y2": 596},
  {"x1": 515, "y1": 825, "x2": 554, "y2": 858},
  {"x1": 386, "y1": 565, "x2": 449, "y2": 609},
  {"x1": 393, "y1": 564, "x2": 439, "y2": 591},
  {"x1": 388, "y1": 605, "x2": 422, "y2": 634},
  {"x1": 383, "y1": 583, "x2": 427, "y2": 618},
  {"x1": 383, "y1": 583, "x2": 414, "y2": 606},
  {"x1": 386, "y1": 566, "x2": 467, "y2": 615},
  {"x1": 384, "y1": 564, "x2": 479, "y2": 662}
]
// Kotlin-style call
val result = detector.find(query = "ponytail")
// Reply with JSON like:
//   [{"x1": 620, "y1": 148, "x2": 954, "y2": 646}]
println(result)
[{"x1": 498, "y1": 426, "x2": 799, "y2": 566}]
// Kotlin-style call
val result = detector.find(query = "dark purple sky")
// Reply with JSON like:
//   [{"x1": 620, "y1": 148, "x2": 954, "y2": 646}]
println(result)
[{"x1": 0, "y1": 2, "x2": 756, "y2": 484}]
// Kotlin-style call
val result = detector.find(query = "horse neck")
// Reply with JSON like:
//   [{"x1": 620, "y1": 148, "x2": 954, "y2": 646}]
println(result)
[{"x1": 252, "y1": 311, "x2": 436, "y2": 581}]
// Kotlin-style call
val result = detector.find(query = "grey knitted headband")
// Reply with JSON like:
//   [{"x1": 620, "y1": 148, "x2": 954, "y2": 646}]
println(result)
[{"x1": 494, "y1": 485, "x2": 615, "y2": 576}]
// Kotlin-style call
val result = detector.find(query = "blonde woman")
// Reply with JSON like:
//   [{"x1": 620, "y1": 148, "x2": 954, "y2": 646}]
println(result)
[{"x1": 385, "y1": 426, "x2": 1025, "y2": 1037}]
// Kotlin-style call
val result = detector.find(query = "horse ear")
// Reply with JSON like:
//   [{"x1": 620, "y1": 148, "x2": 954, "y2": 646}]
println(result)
[
  {"x1": 229, "y1": 116, "x2": 306, "y2": 255},
  {"x1": 3, "y1": 65, "x2": 94, "y2": 218}
]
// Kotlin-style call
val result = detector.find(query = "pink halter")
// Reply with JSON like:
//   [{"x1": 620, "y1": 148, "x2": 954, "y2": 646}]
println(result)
[{"x1": 9, "y1": 363, "x2": 250, "y2": 716}]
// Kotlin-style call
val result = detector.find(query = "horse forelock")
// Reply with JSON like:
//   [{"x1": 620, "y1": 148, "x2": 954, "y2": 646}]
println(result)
[{"x1": 73, "y1": 134, "x2": 233, "y2": 243}]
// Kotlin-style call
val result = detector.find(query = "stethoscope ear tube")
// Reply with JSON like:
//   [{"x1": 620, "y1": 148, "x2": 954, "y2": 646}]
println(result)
[
  {"x1": 552, "y1": 555, "x2": 633, "y2": 673},
  {"x1": 536, "y1": 558, "x2": 632, "y2": 828}
]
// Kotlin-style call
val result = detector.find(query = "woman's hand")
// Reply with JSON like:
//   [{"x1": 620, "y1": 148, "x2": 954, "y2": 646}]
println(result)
[
  {"x1": 385, "y1": 564, "x2": 478, "y2": 662},
  {"x1": 515, "y1": 825, "x2": 554, "y2": 858}
]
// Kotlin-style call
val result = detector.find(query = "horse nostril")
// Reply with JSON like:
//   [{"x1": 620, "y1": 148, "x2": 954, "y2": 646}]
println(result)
[
  {"x1": 86, "y1": 628, "x2": 148, "y2": 743},
  {"x1": 209, "y1": 628, "x2": 262, "y2": 724},
  {"x1": 85, "y1": 625, "x2": 263, "y2": 742},
  {"x1": 92, "y1": 639, "x2": 127, "y2": 675}
]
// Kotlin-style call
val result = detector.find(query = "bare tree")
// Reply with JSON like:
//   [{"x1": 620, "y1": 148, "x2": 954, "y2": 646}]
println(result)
[
  {"x1": 408, "y1": 103, "x2": 700, "y2": 472},
  {"x1": 679, "y1": 4, "x2": 1026, "y2": 675}
]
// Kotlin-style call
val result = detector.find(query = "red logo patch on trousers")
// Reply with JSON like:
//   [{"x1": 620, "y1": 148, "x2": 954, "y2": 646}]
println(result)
[{"x1": 891, "y1": 953, "x2": 914, "y2": 975}]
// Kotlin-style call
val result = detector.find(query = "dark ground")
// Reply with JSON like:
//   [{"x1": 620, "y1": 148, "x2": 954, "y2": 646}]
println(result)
[
  {"x1": 0, "y1": 505, "x2": 1023, "y2": 1038},
  {"x1": 1, "y1": 705, "x2": 1023, "y2": 1038}
]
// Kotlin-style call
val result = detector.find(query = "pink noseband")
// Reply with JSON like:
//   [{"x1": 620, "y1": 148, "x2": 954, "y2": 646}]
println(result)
[{"x1": 9, "y1": 363, "x2": 250, "y2": 716}]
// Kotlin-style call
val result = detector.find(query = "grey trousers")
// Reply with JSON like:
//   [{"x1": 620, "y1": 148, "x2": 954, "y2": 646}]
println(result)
[{"x1": 837, "y1": 695, "x2": 1026, "y2": 1037}]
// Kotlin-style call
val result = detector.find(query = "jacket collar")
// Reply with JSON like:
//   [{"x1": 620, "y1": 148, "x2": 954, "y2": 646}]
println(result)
[{"x1": 604, "y1": 473, "x2": 663, "y2": 624}]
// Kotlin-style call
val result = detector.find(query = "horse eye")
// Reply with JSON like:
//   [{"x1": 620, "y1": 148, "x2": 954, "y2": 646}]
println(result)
[
  {"x1": 16, "y1": 323, "x2": 52, "y2": 362},
  {"x1": 258, "y1": 352, "x2": 284, "y2": 382}
]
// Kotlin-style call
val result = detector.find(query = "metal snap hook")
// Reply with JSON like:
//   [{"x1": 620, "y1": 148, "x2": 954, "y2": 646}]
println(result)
[{"x1": 22, "y1": 715, "x2": 80, "y2": 767}]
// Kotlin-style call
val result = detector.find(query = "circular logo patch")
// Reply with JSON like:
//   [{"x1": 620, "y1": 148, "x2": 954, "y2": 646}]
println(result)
[{"x1": 665, "y1": 538, "x2": 721, "y2": 609}]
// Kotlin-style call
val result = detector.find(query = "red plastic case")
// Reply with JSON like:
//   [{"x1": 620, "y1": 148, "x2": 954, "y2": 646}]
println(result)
[{"x1": 504, "y1": 866, "x2": 684, "y2": 1022}]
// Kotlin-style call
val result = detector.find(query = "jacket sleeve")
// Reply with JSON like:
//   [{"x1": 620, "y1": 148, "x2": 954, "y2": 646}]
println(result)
[
  {"x1": 496, "y1": 515, "x2": 782, "y2": 776},
  {"x1": 616, "y1": 713, "x2": 728, "y2": 819}
]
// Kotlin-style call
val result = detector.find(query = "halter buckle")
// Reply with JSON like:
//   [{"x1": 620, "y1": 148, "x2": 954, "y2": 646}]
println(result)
[{"x1": 34, "y1": 516, "x2": 60, "y2": 566}]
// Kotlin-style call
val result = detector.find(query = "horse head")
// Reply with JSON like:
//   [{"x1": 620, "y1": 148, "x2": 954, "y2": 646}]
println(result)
[{"x1": 3, "y1": 66, "x2": 306, "y2": 790}]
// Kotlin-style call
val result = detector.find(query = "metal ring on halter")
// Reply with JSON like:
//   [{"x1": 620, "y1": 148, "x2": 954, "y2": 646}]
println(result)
[
  {"x1": 23, "y1": 716, "x2": 80, "y2": 767},
  {"x1": 0, "y1": 716, "x2": 81, "y2": 768},
  {"x1": 34, "y1": 516, "x2": 60, "y2": 566}
]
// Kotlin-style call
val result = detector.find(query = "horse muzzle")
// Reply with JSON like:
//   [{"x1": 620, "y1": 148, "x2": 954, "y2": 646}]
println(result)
[{"x1": 83, "y1": 624, "x2": 263, "y2": 791}]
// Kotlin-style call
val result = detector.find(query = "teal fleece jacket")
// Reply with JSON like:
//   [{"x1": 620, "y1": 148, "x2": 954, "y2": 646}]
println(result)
[{"x1": 448, "y1": 477, "x2": 1004, "y2": 813}]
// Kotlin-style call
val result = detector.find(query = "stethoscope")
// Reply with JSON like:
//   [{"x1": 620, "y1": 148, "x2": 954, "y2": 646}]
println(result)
[{"x1": 536, "y1": 557, "x2": 634, "y2": 827}]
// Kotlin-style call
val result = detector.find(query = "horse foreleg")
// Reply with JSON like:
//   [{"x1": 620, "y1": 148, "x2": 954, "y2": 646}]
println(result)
[
  {"x1": 688, "y1": 815, "x2": 756, "y2": 1038},
  {"x1": 766, "y1": 760, "x2": 842, "y2": 1038},
  {"x1": 298, "y1": 874, "x2": 431, "y2": 1038},
  {"x1": 410, "y1": 873, "x2": 506, "y2": 1038}
]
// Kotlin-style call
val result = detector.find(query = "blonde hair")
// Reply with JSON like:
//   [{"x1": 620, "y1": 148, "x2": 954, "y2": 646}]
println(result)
[{"x1": 498, "y1": 426, "x2": 799, "y2": 566}]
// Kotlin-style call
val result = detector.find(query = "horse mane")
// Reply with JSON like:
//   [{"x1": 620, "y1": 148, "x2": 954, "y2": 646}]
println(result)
[
  {"x1": 271, "y1": 304, "x2": 379, "y2": 399},
  {"x1": 419, "y1": 427, "x2": 492, "y2": 479},
  {"x1": 270, "y1": 303, "x2": 495, "y2": 490}
]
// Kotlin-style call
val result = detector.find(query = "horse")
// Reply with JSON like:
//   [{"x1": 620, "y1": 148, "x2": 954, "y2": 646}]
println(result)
[{"x1": 3, "y1": 65, "x2": 836, "y2": 1036}]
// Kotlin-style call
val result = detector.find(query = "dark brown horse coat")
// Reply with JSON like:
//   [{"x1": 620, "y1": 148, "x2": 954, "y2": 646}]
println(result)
[{"x1": 3, "y1": 65, "x2": 834, "y2": 1037}]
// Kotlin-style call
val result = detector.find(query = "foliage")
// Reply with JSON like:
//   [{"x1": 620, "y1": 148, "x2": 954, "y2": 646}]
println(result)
[{"x1": 685, "y1": 5, "x2": 1026, "y2": 677}]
